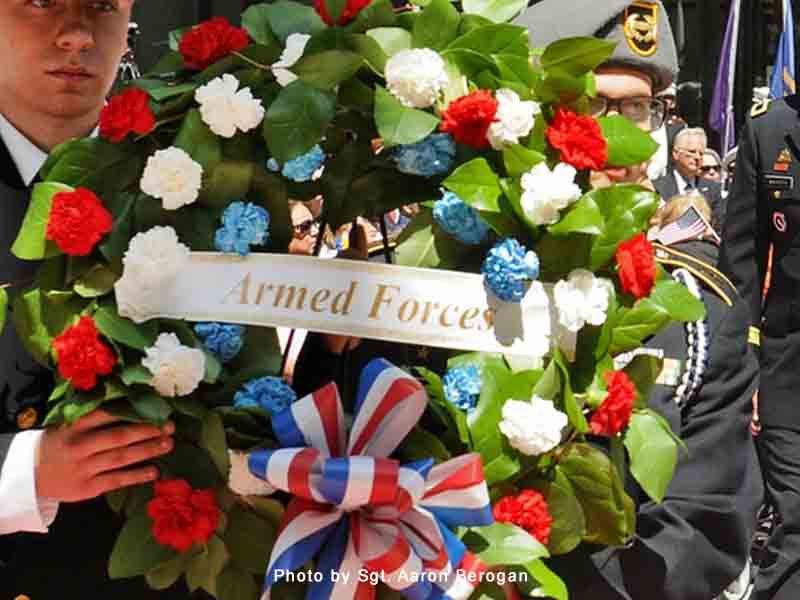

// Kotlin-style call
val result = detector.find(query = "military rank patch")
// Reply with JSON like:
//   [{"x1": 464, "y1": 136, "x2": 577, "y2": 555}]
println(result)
[
  {"x1": 624, "y1": 1, "x2": 658, "y2": 57},
  {"x1": 775, "y1": 147, "x2": 793, "y2": 172},
  {"x1": 774, "y1": 211, "x2": 788, "y2": 233}
]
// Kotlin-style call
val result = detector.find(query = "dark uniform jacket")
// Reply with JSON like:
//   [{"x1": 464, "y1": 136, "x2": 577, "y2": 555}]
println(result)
[
  {"x1": 549, "y1": 240, "x2": 762, "y2": 600},
  {"x1": 719, "y1": 94, "x2": 800, "y2": 428},
  {"x1": 0, "y1": 138, "x2": 194, "y2": 599}
]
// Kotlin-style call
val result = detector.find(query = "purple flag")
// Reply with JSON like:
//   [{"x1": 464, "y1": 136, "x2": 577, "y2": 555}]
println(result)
[{"x1": 709, "y1": 0, "x2": 741, "y2": 154}]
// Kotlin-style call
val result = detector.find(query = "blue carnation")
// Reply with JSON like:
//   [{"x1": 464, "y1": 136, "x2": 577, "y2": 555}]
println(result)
[
  {"x1": 234, "y1": 376, "x2": 297, "y2": 415},
  {"x1": 433, "y1": 191, "x2": 490, "y2": 245},
  {"x1": 482, "y1": 238, "x2": 540, "y2": 303},
  {"x1": 194, "y1": 322, "x2": 245, "y2": 363},
  {"x1": 391, "y1": 133, "x2": 456, "y2": 178},
  {"x1": 275, "y1": 145, "x2": 325, "y2": 183},
  {"x1": 443, "y1": 365, "x2": 482, "y2": 413},
  {"x1": 214, "y1": 201, "x2": 270, "y2": 256}
]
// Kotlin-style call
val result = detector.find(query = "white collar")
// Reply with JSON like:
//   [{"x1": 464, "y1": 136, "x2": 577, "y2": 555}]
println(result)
[
  {"x1": 673, "y1": 169, "x2": 695, "y2": 193},
  {"x1": 0, "y1": 113, "x2": 48, "y2": 187}
]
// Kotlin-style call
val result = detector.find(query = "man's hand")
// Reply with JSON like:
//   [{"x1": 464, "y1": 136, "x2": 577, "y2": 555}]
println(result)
[{"x1": 35, "y1": 410, "x2": 174, "y2": 503}]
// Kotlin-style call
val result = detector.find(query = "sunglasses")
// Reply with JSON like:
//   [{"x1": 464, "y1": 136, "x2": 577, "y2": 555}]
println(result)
[
  {"x1": 700, "y1": 165, "x2": 720, "y2": 173},
  {"x1": 293, "y1": 218, "x2": 319, "y2": 237}
]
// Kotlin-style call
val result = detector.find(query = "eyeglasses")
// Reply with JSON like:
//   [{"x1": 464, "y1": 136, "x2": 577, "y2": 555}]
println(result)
[
  {"x1": 587, "y1": 96, "x2": 667, "y2": 132},
  {"x1": 676, "y1": 148, "x2": 705, "y2": 159},
  {"x1": 293, "y1": 218, "x2": 319, "y2": 237},
  {"x1": 700, "y1": 165, "x2": 721, "y2": 174}
]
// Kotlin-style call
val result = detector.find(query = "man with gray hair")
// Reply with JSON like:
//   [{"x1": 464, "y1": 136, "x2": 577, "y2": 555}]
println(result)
[{"x1": 654, "y1": 127, "x2": 726, "y2": 232}]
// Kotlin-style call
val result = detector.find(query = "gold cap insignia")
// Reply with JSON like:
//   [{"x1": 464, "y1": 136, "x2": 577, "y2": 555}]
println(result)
[
  {"x1": 624, "y1": 1, "x2": 658, "y2": 57},
  {"x1": 16, "y1": 407, "x2": 38, "y2": 430}
]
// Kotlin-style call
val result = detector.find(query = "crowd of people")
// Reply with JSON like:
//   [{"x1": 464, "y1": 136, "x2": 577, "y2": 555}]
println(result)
[{"x1": 0, "y1": 1, "x2": 797, "y2": 600}]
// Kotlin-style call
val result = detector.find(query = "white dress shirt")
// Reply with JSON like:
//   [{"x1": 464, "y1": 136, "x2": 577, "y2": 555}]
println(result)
[
  {"x1": 0, "y1": 113, "x2": 58, "y2": 535},
  {"x1": 674, "y1": 169, "x2": 696, "y2": 195}
]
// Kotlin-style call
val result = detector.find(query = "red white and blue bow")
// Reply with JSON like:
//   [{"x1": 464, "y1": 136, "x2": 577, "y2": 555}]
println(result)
[{"x1": 246, "y1": 358, "x2": 494, "y2": 600}]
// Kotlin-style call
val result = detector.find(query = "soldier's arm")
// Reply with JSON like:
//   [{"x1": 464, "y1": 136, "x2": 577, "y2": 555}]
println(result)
[{"x1": 719, "y1": 115, "x2": 771, "y2": 328}]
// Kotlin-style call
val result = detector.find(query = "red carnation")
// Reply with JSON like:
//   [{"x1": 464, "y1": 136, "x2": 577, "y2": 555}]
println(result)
[
  {"x1": 99, "y1": 87, "x2": 156, "y2": 143},
  {"x1": 545, "y1": 107, "x2": 608, "y2": 171},
  {"x1": 53, "y1": 317, "x2": 116, "y2": 391},
  {"x1": 493, "y1": 489, "x2": 553, "y2": 545},
  {"x1": 314, "y1": 0, "x2": 373, "y2": 25},
  {"x1": 616, "y1": 233, "x2": 656, "y2": 299},
  {"x1": 147, "y1": 479, "x2": 221, "y2": 552},
  {"x1": 440, "y1": 90, "x2": 499, "y2": 149},
  {"x1": 179, "y1": 17, "x2": 249, "y2": 70},
  {"x1": 590, "y1": 371, "x2": 637, "y2": 436},
  {"x1": 46, "y1": 188, "x2": 113, "y2": 256}
]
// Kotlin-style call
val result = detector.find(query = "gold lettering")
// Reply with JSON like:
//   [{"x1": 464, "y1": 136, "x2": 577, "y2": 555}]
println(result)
[
  {"x1": 311, "y1": 288, "x2": 332, "y2": 313},
  {"x1": 254, "y1": 283, "x2": 267, "y2": 305},
  {"x1": 222, "y1": 273, "x2": 252, "y2": 305},
  {"x1": 369, "y1": 284, "x2": 399, "y2": 319},
  {"x1": 332, "y1": 281, "x2": 358, "y2": 315},
  {"x1": 274, "y1": 285, "x2": 308, "y2": 310},
  {"x1": 479, "y1": 308, "x2": 495, "y2": 331},
  {"x1": 459, "y1": 307, "x2": 480, "y2": 330},
  {"x1": 399, "y1": 299, "x2": 420, "y2": 322},
  {"x1": 440, "y1": 304, "x2": 459, "y2": 327},
  {"x1": 421, "y1": 301, "x2": 438, "y2": 324}
]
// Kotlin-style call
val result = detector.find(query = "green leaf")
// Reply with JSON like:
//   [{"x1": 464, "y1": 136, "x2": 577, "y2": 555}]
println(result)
[
  {"x1": 558, "y1": 443, "x2": 636, "y2": 546},
  {"x1": 394, "y1": 211, "x2": 471, "y2": 269},
  {"x1": 624, "y1": 410, "x2": 679, "y2": 502},
  {"x1": 462, "y1": 0, "x2": 527, "y2": 24},
  {"x1": 547, "y1": 192, "x2": 604, "y2": 237},
  {"x1": 135, "y1": 79, "x2": 198, "y2": 102},
  {"x1": 599, "y1": 115, "x2": 660, "y2": 167},
  {"x1": 202, "y1": 412, "x2": 230, "y2": 479},
  {"x1": 416, "y1": 366, "x2": 471, "y2": 447},
  {"x1": 293, "y1": 50, "x2": 365, "y2": 90},
  {"x1": 94, "y1": 305, "x2": 158, "y2": 350},
  {"x1": 145, "y1": 552, "x2": 193, "y2": 591},
  {"x1": 73, "y1": 264, "x2": 119, "y2": 298},
  {"x1": 540, "y1": 37, "x2": 616, "y2": 78},
  {"x1": 108, "y1": 510, "x2": 176, "y2": 579},
  {"x1": 131, "y1": 392, "x2": 174, "y2": 426},
  {"x1": 374, "y1": 85, "x2": 440, "y2": 147},
  {"x1": 167, "y1": 26, "x2": 191, "y2": 51},
  {"x1": 443, "y1": 158, "x2": 502, "y2": 212},
  {"x1": 502, "y1": 144, "x2": 544, "y2": 178},
  {"x1": 157, "y1": 440, "x2": 221, "y2": 488},
  {"x1": 466, "y1": 523, "x2": 549, "y2": 566},
  {"x1": 622, "y1": 354, "x2": 662, "y2": 406},
  {"x1": 241, "y1": 4, "x2": 280, "y2": 46},
  {"x1": 11, "y1": 182, "x2": 72, "y2": 260},
  {"x1": 174, "y1": 109, "x2": 223, "y2": 171},
  {"x1": 587, "y1": 185, "x2": 660, "y2": 270},
  {"x1": 99, "y1": 192, "x2": 137, "y2": 269},
  {"x1": 0, "y1": 288, "x2": 7, "y2": 336},
  {"x1": 650, "y1": 279, "x2": 707, "y2": 322},
  {"x1": 447, "y1": 24, "x2": 528, "y2": 57},
  {"x1": 346, "y1": 0, "x2": 397, "y2": 33},
  {"x1": 264, "y1": 80, "x2": 336, "y2": 162},
  {"x1": 518, "y1": 559, "x2": 568, "y2": 600},
  {"x1": 224, "y1": 505, "x2": 276, "y2": 575},
  {"x1": 216, "y1": 565, "x2": 259, "y2": 600},
  {"x1": 250, "y1": 167, "x2": 292, "y2": 252},
  {"x1": 397, "y1": 425, "x2": 452, "y2": 462},
  {"x1": 412, "y1": 0, "x2": 460, "y2": 50},
  {"x1": 367, "y1": 27, "x2": 412, "y2": 56},
  {"x1": 12, "y1": 288, "x2": 53, "y2": 366},
  {"x1": 254, "y1": 0, "x2": 326, "y2": 43},
  {"x1": 540, "y1": 470, "x2": 586, "y2": 555},
  {"x1": 106, "y1": 488, "x2": 129, "y2": 514},
  {"x1": 121, "y1": 364, "x2": 152, "y2": 386},
  {"x1": 198, "y1": 160, "x2": 254, "y2": 209},
  {"x1": 344, "y1": 33, "x2": 387, "y2": 74},
  {"x1": 187, "y1": 535, "x2": 229, "y2": 594}
]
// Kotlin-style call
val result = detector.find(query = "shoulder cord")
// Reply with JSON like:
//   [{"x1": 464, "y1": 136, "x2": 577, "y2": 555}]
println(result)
[{"x1": 672, "y1": 269, "x2": 709, "y2": 409}]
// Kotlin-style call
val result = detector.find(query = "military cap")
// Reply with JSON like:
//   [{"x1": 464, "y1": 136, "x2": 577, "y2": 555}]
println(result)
[{"x1": 514, "y1": 0, "x2": 678, "y2": 93}]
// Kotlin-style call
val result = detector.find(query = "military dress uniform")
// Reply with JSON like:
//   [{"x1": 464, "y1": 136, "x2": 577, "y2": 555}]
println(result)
[
  {"x1": 719, "y1": 94, "x2": 800, "y2": 600},
  {"x1": 548, "y1": 241, "x2": 762, "y2": 600},
  {"x1": 0, "y1": 135, "x2": 196, "y2": 599}
]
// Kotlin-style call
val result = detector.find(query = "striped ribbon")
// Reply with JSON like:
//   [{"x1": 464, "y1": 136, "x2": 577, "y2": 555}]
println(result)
[{"x1": 246, "y1": 358, "x2": 494, "y2": 600}]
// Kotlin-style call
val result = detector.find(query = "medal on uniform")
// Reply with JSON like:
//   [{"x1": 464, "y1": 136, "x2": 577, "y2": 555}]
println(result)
[{"x1": 775, "y1": 147, "x2": 793, "y2": 172}]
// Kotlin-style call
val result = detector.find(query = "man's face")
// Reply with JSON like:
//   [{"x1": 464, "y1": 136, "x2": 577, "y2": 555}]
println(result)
[
  {"x1": 590, "y1": 67, "x2": 655, "y2": 189},
  {"x1": 672, "y1": 135, "x2": 706, "y2": 178},
  {"x1": 0, "y1": 0, "x2": 132, "y2": 125}
]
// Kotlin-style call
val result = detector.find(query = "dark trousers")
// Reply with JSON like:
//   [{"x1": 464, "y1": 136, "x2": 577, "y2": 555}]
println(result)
[{"x1": 755, "y1": 426, "x2": 800, "y2": 600}]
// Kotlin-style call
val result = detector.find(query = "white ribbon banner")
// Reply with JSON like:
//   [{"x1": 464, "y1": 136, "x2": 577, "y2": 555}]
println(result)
[{"x1": 138, "y1": 253, "x2": 562, "y2": 358}]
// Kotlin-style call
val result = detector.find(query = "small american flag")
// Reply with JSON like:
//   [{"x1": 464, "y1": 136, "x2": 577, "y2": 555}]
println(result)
[{"x1": 654, "y1": 205, "x2": 716, "y2": 245}]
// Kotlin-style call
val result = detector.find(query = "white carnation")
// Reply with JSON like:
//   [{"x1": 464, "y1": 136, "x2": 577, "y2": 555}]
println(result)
[
  {"x1": 554, "y1": 269, "x2": 611, "y2": 332},
  {"x1": 228, "y1": 451, "x2": 276, "y2": 496},
  {"x1": 520, "y1": 163, "x2": 582, "y2": 225},
  {"x1": 487, "y1": 88, "x2": 538, "y2": 150},
  {"x1": 272, "y1": 33, "x2": 310, "y2": 87},
  {"x1": 499, "y1": 397, "x2": 567, "y2": 456},
  {"x1": 195, "y1": 73, "x2": 266, "y2": 137},
  {"x1": 140, "y1": 147, "x2": 203, "y2": 210},
  {"x1": 385, "y1": 48, "x2": 449, "y2": 108},
  {"x1": 114, "y1": 275, "x2": 160, "y2": 324},
  {"x1": 142, "y1": 333, "x2": 206, "y2": 398},
  {"x1": 120, "y1": 226, "x2": 190, "y2": 285}
]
